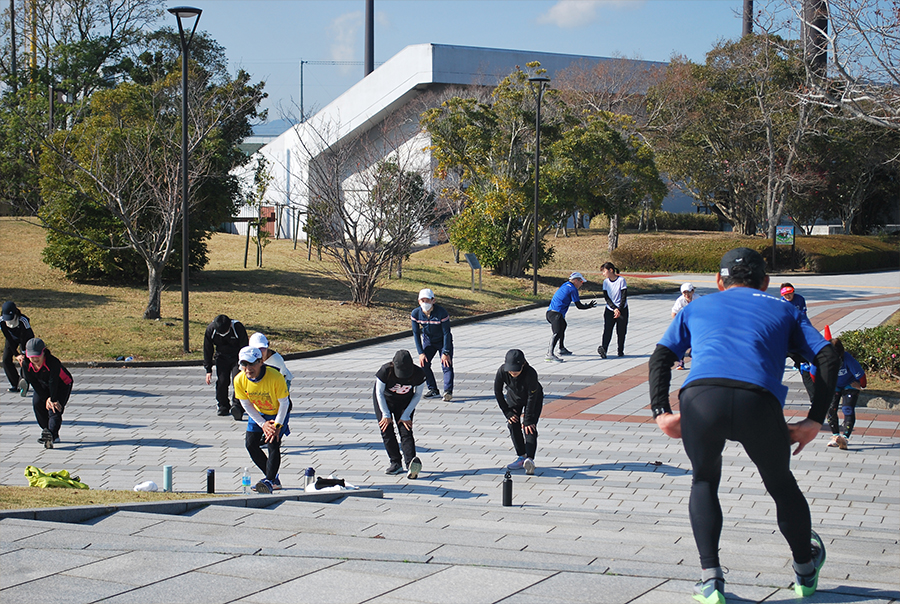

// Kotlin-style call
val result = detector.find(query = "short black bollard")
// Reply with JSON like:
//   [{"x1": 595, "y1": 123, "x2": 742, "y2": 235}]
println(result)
[
  {"x1": 502, "y1": 469, "x2": 512, "y2": 506},
  {"x1": 206, "y1": 468, "x2": 215, "y2": 494}
]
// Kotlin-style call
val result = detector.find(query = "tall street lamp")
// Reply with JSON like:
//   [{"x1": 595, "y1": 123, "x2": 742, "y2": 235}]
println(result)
[
  {"x1": 169, "y1": 6, "x2": 202, "y2": 354},
  {"x1": 528, "y1": 75, "x2": 550, "y2": 296}
]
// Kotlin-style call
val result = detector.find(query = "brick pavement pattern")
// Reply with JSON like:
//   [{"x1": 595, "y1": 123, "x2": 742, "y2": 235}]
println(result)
[{"x1": 1, "y1": 271, "x2": 898, "y2": 603}]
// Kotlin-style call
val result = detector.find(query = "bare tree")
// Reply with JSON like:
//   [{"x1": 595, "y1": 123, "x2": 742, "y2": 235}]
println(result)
[
  {"x1": 757, "y1": 0, "x2": 900, "y2": 130},
  {"x1": 293, "y1": 113, "x2": 436, "y2": 306},
  {"x1": 39, "y1": 66, "x2": 265, "y2": 319}
]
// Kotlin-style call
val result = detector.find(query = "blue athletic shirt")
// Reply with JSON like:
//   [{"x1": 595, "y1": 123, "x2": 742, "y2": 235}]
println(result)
[
  {"x1": 782, "y1": 292, "x2": 807, "y2": 315},
  {"x1": 835, "y1": 352, "x2": 865, "y2": 390},
  {"x1": 548, "y1": 281, "x2": 581, "y2": 316},
  {"x1": 658, "y1": 286, "x2": 829, "y2": 405}
]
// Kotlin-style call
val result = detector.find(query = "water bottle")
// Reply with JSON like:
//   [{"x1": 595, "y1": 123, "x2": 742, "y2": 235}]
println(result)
[
  {"x1": 242, "y1": 467, "x2": 251, "y2": 494},
  {"x1": 304, "y1": 467, "x2": 316, "y2": 489},
  {"x1": 502, "y1": 470, "x2": 513, "y2": 506}
]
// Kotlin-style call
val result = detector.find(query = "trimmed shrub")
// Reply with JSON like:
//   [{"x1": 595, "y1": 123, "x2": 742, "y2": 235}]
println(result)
[
  {"x1": 622, "y1": 211, "x2": 721, "y2": 231},
  {"x1": 839, "y1": 325, "x2": 900, "y2": 382}
]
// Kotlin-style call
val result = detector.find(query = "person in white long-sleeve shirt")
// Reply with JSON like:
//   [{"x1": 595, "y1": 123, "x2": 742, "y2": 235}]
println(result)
[
  {"x1": 374, "y1": 350, "x2": 426, "y2": 479},
  {"x1": 249, "y1": 332, "x2": 293, "y2": 391}
]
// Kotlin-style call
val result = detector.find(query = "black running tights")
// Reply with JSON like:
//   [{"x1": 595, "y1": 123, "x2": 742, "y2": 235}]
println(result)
[{"x1": 680, "y1": 384, "x2": 813, "y2": 569}]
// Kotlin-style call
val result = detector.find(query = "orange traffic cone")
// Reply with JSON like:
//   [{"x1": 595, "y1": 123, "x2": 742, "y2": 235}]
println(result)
[{"x1": 823, "y1": 325, "x2": 832, "y2": 341}]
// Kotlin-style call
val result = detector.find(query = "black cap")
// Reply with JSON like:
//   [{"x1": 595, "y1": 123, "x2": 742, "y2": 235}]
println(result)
[
  {"x1": 503, "y1": 349, "x2": 526, "y2": 372},
  {"x1": 1, "y1": 301, "x2": 19, "y2": 322},
  {"x1": 392, "y1": 350, "x2": 415, "y2": 379},
  {"x1": 720, "y1": 247, "x2": 766, "y2": 281},
  {"x1": 25, "y1": 337, "x2": 46, "y2": 357}
]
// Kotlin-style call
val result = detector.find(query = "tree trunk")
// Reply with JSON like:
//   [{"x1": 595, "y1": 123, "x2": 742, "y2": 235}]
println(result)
[
  {"x1": 607, "y1": 214, "x2": 619, "y2": 253},
  {"x1": 143, "y1": 262, "x2": 163, "y2": 320}
]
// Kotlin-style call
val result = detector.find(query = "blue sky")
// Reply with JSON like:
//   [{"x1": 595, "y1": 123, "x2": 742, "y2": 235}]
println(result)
[{"x1": 180, "y1": 0, "x2": 746, "y2": 122}]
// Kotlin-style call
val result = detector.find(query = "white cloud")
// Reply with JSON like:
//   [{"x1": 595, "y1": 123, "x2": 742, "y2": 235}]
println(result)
[
  {"x1": 330, "y1": 10, "x2": 363, "y2": 69},
  {"x1": 537, "y1": 0, "x2": 644, "y2": 29}
]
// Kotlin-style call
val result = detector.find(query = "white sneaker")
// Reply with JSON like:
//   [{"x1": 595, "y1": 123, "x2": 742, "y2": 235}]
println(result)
[
  {"x1": 506, "y1": 456, "x2": 525, "y2": 470},
  {"x1": 407, "y1": 456, "x2": 422, "y2": 479},
  {"x1": 523, "y1": 458, "x2": 535, "y2": 475},
  {"x1": 442, "y1": 391, "x2": 452, "y2": 402}
]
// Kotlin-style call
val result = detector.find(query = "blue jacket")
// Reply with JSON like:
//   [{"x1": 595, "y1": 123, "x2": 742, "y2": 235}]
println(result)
[
  {"x1": 411, "y1": 304, "x2": 452, "y2": 356},
  {"x1": 549, "y1": 281, "x2": 581, "y2": 316}
]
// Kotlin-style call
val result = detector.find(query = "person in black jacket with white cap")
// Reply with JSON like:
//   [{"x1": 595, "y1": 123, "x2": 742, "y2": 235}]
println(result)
[
  {"x1": 203, "y1": 314, "x2": 249, "y2": 419},
  {"x1": 2, "y1": 301, "x2": 35, "y2": 393},
  {"x1": 495, "y1": 349, "x2": 544, "y2": 475}
]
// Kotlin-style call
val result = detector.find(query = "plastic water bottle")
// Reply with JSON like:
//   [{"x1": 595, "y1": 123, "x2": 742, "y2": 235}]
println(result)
[{"x1": 242, "y1": 467, "x2": 251, "y2": 494}]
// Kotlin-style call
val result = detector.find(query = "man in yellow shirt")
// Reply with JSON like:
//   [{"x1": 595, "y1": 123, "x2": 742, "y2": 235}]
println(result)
[{"x1": 233, "y1": 346, "x2": 291, "y2": 494}]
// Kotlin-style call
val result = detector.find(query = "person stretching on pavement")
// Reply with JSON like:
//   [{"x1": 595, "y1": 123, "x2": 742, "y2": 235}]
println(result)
[
  {"x1": 546, "y1": 272, "x2": 596, "y2": 362},
  {"x1": 825, "y1": 338, "x2": 866, "y2": 450},
  {"x1": 411, "y1": 288, "x2": 454, "y2": 401},
  {"x1": 21, "y1": 338, "x2": 73, "y2": 449},
  {"x1": 203, "y1": 314, "x2": 249, "y2": 419},
  {"x1": 2, "y1": 301, "x2": 35, "y2": 394},
  {"x1": 649, "y1": 247, "x2": 840, "y2": 604},
  {"x1": 495, "y1": 349, "x2": 543, "y2": 475},
  {"x1": 374, "y1": 350, "x2": 425, "y2": 479},
  {"x1": 670, "y1": 283, "x2": 695, "y2": 370},
  {"x1": 233, "y1": 346, "x2": 291, "y2": 494}
]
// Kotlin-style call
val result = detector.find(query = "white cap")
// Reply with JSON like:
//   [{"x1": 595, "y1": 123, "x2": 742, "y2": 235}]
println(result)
[
  {"x1": 238, "y1": 346, "x2": 262, "y2": 364},
  {"x1": 418, "y1": 288, "x2": 435, "y2": 300},
  {"x1": 681, "y1": 282, "x2": 695, "y2": 293},
  {"x1": 249, "y1": 332, "x2": 269, "y2": 348},
  {"x1": 569, "y1": 272, "x2": 585, "y2": 282}
]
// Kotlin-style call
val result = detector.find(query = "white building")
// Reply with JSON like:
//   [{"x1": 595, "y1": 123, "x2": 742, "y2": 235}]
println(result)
[{"x1": 234, "y1": 43, "x2": 665, "y2": 242}]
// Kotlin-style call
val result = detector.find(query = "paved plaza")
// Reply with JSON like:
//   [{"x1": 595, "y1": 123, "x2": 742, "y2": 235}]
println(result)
[{"x1": 1, "y1": 271, "x2": 898, "y2": 603}]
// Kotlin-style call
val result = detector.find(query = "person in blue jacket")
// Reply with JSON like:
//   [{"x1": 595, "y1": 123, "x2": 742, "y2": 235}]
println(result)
[
  {"x1": 411, "y1": 288, "x2": 454, "y2": 401},
  {"x1": 825, "y1": 338, "x2": 867, "y2": 450},
  {"x1": 649, "y1": 247, "x2": 840, "y2": 604},
  {"x1": 545, "y1": 272, "x2": 596, "y2": 362}
]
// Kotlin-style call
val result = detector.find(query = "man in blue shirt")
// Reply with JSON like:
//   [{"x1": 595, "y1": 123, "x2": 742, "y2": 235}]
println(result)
[
  {"x1": 648, "y1": 248, "x2": 840, "y2": 604},
  {"x1": 545, "y1": 272, "x2": 596, "y2": 362},
  {"x1": 825, "y1": 338, "x2": 867, "y2": 450}
]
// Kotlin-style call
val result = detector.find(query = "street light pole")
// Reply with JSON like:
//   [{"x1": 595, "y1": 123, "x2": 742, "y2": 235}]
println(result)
[
  {"x1": 168, "y1": 6, "x2": 202, "y2": 355},
  {"x1": 528, "y1": 75, "x2": 550, "y2": 296}
]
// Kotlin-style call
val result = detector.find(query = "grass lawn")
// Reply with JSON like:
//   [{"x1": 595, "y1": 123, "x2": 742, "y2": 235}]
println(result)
[
  {"x1": 0, "y1": 485, "x2": 226, "y2": 510},
  {"x1": 0, "y1": 217, "x2": 674, "y2": 362}
]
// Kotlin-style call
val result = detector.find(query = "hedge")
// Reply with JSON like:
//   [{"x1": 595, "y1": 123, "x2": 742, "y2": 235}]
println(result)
[{"x1": 839, "y1": 326, "x2": 900, "y2": 382}]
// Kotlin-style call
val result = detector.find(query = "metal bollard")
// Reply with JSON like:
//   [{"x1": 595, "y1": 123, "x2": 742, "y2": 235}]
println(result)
[
  {"x1": 206, "y1": 468, "x2": 215, "y2": 494},
  {"x1": 163, "y1": 465, "x2": 173, "y2": 492}
]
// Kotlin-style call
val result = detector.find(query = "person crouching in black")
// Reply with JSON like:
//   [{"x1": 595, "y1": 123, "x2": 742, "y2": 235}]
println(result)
[
  {"x1": 495, "y1": 349, "x2": 544, "y2": 475},
  {"x1": 21, "y1": 338, "x2": 73, "y2": 449}
]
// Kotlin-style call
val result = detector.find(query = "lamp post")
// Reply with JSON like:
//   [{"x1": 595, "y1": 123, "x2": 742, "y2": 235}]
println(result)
[
  {"x1": 528, "y1": 75, "x2": 550, "y2": 296},
  {"x1": 169, "y1": 6, "x2": 202, "y2": 354}
]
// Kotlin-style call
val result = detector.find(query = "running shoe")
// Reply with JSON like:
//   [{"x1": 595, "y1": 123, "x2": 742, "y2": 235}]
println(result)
[
  {"x1": 442, "y1": 391, "x2": 453, "y2": 402},
  {"x1": 836, "y1": 435, "x2": 848, "y2": 450},
  {"x1": 557, "y1": 348, "x2": 573, "y2": 356},
  {"x1": 506, "y1": 456, "x2": 526, "y2": 470},
  {"x1": 597, "y1": 345, "x2": 607, "y2": 359},
  {"x1": 231, "y1": 405, "x2": 244, "y2": 421},
  {"x1": 255, "y1": 479, "x2": 274, "y2": 494},
  {"x1": 6, "y1": 387, "x2": 17, "y2": 393},
  {"x1": 216, "y1": 407, "x2": 230, "y2": 417},
  {"x1": 38, "y1": 429, "x2": 53, "y2": 448},
  {"x1": 385, "y1": 461, "x2": 404, "y2": 475},
  {"x1": 423, "y1": 389, "x2": 441, "y2": 399},
  {"x1": 793, "y1": 530, "x2": 826, "y2": 597},
  {"x1": 545, "y1": 354, "x2": 563, "y2": 363},
  {"x1": 18, "y1": 378, "x2": 29, "y2": 397},
  {"x1": 827, "y1": 435, "x2": 841, "y2": 448},
  {"x1": 523, "y1": 458, "x2": 535, "y2": 475},
  {"x1": 692, "y1": 576, "x2": 725, "y2": 604},
  {"x1": 272, "y1": 476, "x2": 283, "y2": 491},
  {"x1": 407, "y1": 456, "x2": 422, "y2": 479}
]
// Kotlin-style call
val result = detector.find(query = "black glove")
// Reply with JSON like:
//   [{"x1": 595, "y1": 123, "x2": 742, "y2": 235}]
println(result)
[{"x1": 587, "y1": 300, "x2": 597, "y2": 308}]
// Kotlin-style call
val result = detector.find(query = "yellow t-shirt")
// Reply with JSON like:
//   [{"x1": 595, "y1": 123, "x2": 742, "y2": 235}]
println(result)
[{"x1": 233, "y1": 367, "x2": 288, "y2": 416}]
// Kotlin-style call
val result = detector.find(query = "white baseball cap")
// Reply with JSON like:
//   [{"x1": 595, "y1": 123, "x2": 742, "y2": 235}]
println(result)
[
  {"x1": 238, "y1": 346, "x2": 262, "y2": 364},
  {"x1": 249, "y1": 332, "x2": 269, "y2": 348},
  {"x1": 681, "y1": 283, "x2": 695, "y2": 293},
  {"x1": 569, "y1": 272, "x2": 586, "y2": 282},
  {"x1": 418, "y1": 288, "x2": 435, "y2": 300}
]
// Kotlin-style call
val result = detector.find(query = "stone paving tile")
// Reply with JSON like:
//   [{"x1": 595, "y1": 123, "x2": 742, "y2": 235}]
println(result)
[
  {"x1": 1, "y1": 572, "x2": 136, "y2": 604},
  {"x1": 366, "y1": 565, "x2": 555, "y2": 604},
  {"x1": 93, "y1": 572, "x2": 273, "y2": 604}
]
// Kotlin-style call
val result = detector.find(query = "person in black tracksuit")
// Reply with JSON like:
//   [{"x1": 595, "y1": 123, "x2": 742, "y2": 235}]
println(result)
[
  {"x1": 1, "y1": 301, "x2": 35, "y2": 393},
  {"x1": 21, "y1": 338, "x2": 73, "y2": 449},
  {"x1": 203, "y1": 314, "x2": 249, "y2": 419},
  {"x1": 374, "y1": 350, "x2": 426, "y2": 478},
  {"x1": 495, "y1": 349, "x2": 543, "y2": 475}
]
